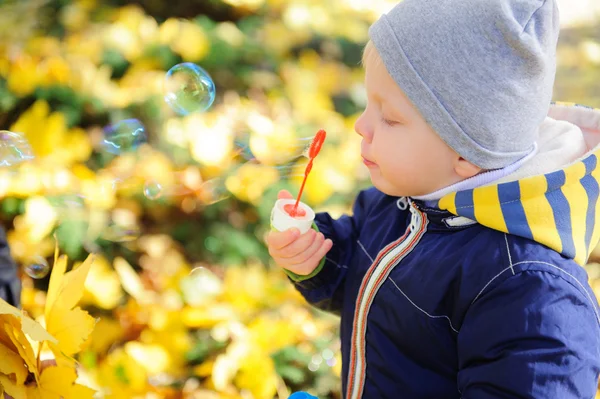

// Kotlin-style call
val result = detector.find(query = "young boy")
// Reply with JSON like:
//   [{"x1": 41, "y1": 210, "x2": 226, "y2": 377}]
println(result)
[{"x1": 267, "y1": 0, "x2": 600, "y2": 398}]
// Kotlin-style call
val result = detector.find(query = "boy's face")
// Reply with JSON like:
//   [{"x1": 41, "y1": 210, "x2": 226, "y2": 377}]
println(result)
[{"x1": 355, "y1": 48, "x2": 463, "y2": 197}]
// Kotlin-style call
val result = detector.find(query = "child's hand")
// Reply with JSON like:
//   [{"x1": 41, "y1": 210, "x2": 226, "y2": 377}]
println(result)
[{"x1": 267, "y1": 190, "x2": 333, "y2": 276}]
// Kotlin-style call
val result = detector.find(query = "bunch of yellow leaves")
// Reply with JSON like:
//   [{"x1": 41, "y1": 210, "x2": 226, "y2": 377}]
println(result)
[{"x1": 0, "y1": 249, "x2": 97, "y2": 398}]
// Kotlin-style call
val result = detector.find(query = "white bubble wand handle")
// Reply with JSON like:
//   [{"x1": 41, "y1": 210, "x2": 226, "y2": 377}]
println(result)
[{"x1": 271, "y1": 198, "x2": 315, "y2": 234}]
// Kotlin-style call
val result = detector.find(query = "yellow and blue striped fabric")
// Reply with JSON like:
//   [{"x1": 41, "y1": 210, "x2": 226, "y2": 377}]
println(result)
[{"x1": 438, "y1": 149, "x2": 600, "y2": 266}]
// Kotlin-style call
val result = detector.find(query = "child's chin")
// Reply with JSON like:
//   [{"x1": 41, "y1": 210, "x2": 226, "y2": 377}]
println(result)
[
  {"x1": 371, "y1": 181, "x2": 402, "y2": 197},
  {"x1": 371, "y1": 179, "x2": 418, "y2": 198}
]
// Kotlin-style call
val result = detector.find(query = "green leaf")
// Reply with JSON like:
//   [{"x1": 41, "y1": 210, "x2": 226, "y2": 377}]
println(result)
[
  {"x1": 102, "y1": 48, "x2": 130, "y2": 79},
  {"x1": 277, "y1": 364, "x2": 306, "y2": 385},
  {"x1": 55, "y1": 218, "x2": 88, "y2": 259}
]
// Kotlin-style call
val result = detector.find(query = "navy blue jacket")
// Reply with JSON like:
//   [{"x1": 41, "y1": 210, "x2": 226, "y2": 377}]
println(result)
[{"x1": 290, "y1": 104, "x2": 600, "y2": 398}]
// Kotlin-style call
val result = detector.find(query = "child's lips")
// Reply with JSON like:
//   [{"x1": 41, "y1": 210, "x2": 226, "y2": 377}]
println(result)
[{"x1": 362, "y1": 156, "x2": 377, "y2": 167}]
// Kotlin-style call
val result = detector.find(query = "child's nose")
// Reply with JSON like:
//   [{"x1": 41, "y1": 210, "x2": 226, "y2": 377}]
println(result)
[{"x1": 354, "y1": 111, "x2": 373, "y2": 142}]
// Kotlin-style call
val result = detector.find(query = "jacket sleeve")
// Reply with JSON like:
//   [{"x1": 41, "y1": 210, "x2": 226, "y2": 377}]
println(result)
[
  {"x1": 288, "y1": 189, "x2": 371, "y2": 315},
  {"x1": 0, "y1": 225, "x2": 20, "y2": 308},
  {"x1": 457, "y1": 269, "x2": 600, "y2": 399}
]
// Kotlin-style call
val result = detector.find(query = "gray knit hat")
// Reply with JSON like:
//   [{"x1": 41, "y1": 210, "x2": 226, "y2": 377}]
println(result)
[{"x1": 369, "y1": 0, "x2": 560, "y2": 169}]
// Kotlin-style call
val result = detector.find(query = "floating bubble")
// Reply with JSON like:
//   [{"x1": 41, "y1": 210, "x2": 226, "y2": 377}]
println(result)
[
  {"x1": 233, "y1": 138, "x2": 256, "y2": 161},
  {"x1": 164, "y1": 63, "x2": 216, "y2": 115},
  {"x1": 198, "y1": 177, "x2": 230, "y2": 205},
  {"x1": 246, "y1": 131, "x2": 318, "y2": 166},
  {"x1": 326, "y1": 357, "x2": 337, "y2": 367},
  {"x1": 101, "y1": 223, "x2": 141, "y2": 243},
  {"x1": 181, "y1": 266, "x2": 223, "y2": 306},
  {"x1": 0, "y1": 131, "x2": 34, "y2": 167},
  {"x1": 46, "y1": 194, "x2": 86, "y2": 220},
  {"x1": 143, "y1": 180, "x2": 163, "y2": 200},
  {"x1": 102, "y1": 119, "x2": 147, "y2": 155},
  {"x1": 24, "y1": 256, "x2": 50, "y2": 279},
  {"x1": 273, "y1": 163, "x2": 307, "y2": 180}
]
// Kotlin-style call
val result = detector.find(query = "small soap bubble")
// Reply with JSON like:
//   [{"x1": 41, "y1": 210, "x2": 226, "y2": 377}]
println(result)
[
  {"x1": 46, "y1": 194, "x2": 86, "y2": 220},
  {"x1": 164, "y1": 63, "x2": 216, "y2": 115},
  {"x1": 326, "y1": 357, "x2": 337, "y2": 367},
  {"x1": 247, "y1": 133, "x2": 315, "y2": 166},
  {"x1": 198, "y1": 177, "x2": 229, "y2": 205},
  {"x1": 181, "y1": 266, "x2": 223, "y2": 306},
  {"x1": 24, "y1": 256, "x2": 50, "y2": 279},
  {"x1": 0, "y1": 131, "x2": 34, "y2": 167},
  {"x1": 144, "y1": 180, "x2": 163, "y2": 200},
  {"x1": 101, "y1": 223, "x2": 141, "y2": 243},
  {"x1": 102, "y1": 119, "x2": 147, "y2": 155},
  {"x1": 233, "y1": 138, "x2": 256, "y2": 161}
]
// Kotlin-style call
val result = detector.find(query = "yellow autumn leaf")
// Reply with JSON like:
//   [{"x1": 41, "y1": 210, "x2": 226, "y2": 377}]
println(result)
[
  {"x1": 113, "y1": 256, "x2": 154, "y2": 303},
  {"x1": 0, "y1": 315, "x2": 16, "y2": 348},
  {"x1": 0, "y1": 340, "x2": 27, "y2": 385},
  {"x1": 0, "y1": 298, "x2": 57, "y2": 344},
  {"x1": 0, "y1": 247, "x2": 98, "y2": 398},
  {"x1": 48, "y1": 307, "x2": 96, "y2": 357},
  {"x1": 234, "y1": 348, "x2": 278, "y2": 399},
  {"x1": 4, "y1": 319, "x2": 39, "y2": 381},
  {"x1": 97, "y1": 347, "x2": 149, "y2": 395},
  {"x1": 81, "y1": 256, "x2": 124, "y2": 310},
  {"x1": 26, "y1": 366, "x2": 95, "y2": 399},
  {"x1": 0, "y1": 373, "x2": 26, "y2": 399},
  {"x1": 45, "y1": 254, "x2": 97, "y2": 359}
]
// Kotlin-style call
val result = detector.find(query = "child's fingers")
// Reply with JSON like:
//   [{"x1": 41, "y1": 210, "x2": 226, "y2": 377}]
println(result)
[
  {"x1": 287, "y1": 238, "x2": 333, "y2": 276},
  {"x1": 278, "y1": 189, "x2": 294, "y2": 200},
  {"x1": 270, "y1": 229, "x2": 317, "y2": 259},
  {"x1": 267, "y1": 228, "x2": 300, "y2": 250},
  {"x1": 302, "y1": 238, "x2": 333, "y2": 269},
  {"x1": 289, "y1": 232, "x2": 325, "y2": 265}
]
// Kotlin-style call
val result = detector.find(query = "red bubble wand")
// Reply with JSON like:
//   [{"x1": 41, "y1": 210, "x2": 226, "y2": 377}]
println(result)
[{"x1": 284, "y1": 129, "x2": 327, "y2": 217}]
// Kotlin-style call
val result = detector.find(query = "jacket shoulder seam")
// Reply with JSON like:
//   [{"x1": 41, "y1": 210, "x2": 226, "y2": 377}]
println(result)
[{"x1": 471, "y1": 260, "x2": 600, "y2": 327}]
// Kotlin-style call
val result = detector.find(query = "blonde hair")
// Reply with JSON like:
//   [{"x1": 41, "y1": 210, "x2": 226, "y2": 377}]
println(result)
[{"x1": 362, "y1": 40, "x2": 383, "y2": 68}]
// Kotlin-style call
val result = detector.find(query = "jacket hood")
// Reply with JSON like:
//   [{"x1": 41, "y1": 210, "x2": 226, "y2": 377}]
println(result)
[{"x1": 436, "y1": 103, "x2": 600, "y2": 265}]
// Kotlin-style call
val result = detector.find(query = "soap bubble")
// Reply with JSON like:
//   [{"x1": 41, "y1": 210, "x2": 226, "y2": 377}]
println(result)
[
  {"x1": 164, "y1": 63, "x2": 216, "y2": 115},
  {"x1": 197, "y1": 177, "x2": 230, "y2": 205},
  {"x1": 143, "y1": 180, "x2": 163, "y2": 200},
  {"x1": 180, "y1": 266, "x2": 223, "y2": 306},
  {"x1": 46, "y1": 194, "x2": 86, "y2": 219},
  {"x1": 0, "y1": 131, "x2": 34, "y2": 167},
  {"x1": 24, "y1": 256, "x2": 50, "y2": 279},
  {"x1": 245, "y1": 131, "x2": 317, "y2": 166},
  {"x1": 101, "y1": 223, "x2": 140, "y2": 243},
  {"x1": 233, "y1": 138, "x2": 256, "y2": 161},
  {"x1": 102, "y1": 119, "x2": 147, "y2": 155}
]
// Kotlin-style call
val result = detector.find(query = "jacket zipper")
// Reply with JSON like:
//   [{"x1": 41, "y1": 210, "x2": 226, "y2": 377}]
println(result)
[{"x1": 346, "y1": 201, "x2": 428, "y2": 399}]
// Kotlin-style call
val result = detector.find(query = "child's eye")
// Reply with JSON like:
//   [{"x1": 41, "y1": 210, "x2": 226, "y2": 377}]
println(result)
[{"x1": 381, "y1": 116, "x2": 398, "y2": 126}]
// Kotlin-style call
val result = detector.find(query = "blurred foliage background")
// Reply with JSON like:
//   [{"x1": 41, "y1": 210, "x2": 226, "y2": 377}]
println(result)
[{"x1": 0, "y1": 0, "x2": 599, "y2": 398}]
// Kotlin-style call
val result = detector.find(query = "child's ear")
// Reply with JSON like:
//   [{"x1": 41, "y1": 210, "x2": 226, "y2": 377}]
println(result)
[{"x1": 455, "y1": 157, "x2": 482, "y2": 179}]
